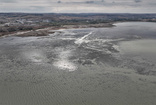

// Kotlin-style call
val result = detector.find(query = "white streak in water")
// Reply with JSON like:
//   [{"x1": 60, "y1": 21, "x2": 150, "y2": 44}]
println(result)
[{"x1": 74, "y1": 32, "x2": 93, "y2": 45}]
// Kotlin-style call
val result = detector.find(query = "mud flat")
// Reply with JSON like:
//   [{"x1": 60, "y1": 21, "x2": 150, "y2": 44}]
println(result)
[
  {"x1": 0, "y1": 23, "x2": 114, "y2": 37},
  {"x1": 0, "y1": 22, "x2": 156, "y2": 105}
]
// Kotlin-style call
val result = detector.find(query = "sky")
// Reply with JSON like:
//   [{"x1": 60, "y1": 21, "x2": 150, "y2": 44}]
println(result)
[{"x1": 0, "y1": 0, "x2": 156, "y2": 13}]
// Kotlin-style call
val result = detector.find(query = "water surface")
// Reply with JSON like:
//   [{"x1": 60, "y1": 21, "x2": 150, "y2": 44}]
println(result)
[{"x1": 0, "y1": 22, "x2": 156, "y2": 105}]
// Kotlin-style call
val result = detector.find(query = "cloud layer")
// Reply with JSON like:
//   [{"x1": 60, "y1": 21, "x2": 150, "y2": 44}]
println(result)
[{"x1": 0, "y1": 0, "x2": 156, "y2": 13}]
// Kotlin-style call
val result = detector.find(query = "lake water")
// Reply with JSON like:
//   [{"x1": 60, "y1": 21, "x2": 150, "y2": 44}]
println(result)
[
  {"x1": 119, "y1": 39, "x2": 156, "y2": 64},
  {"x1": 0, "y1": 22, "x2": 156, "y2": 105}
]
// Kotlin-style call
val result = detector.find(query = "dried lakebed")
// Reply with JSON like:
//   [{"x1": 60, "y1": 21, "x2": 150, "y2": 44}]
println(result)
[{"x1": 0, "y1": 22, "x2": 156, "y2": 105}]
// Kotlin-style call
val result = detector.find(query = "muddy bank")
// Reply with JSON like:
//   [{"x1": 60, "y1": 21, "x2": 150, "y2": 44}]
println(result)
[{"x1": 0, "y1": 23, "x2": 114, "y2": 37}]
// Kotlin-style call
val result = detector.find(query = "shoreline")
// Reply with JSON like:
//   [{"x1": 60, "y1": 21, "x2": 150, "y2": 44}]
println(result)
[
  {"x1": 0, "y1": 23, "x2": 114, "y2": 37},
  {"x1": 1, "y1": 21, "x2": 155, "y2": 38}
]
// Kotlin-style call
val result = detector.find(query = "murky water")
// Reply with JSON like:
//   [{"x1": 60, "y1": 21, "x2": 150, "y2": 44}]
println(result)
[
  {"x1": 119, "y1": 39, "x2": 156, "y2": 64},
  {"x1": 0, "y1": 22, "x2": 156, "y2": 105}
]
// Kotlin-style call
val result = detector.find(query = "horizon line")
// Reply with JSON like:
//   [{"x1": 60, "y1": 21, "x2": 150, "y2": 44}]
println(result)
[{"x1": 0, "y1": 12, "x2": 156, "y2": 14}]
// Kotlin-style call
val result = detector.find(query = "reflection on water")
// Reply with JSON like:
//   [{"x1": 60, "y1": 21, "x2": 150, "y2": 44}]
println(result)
[
  {"x1": 23, "y1": 50, "x2": 48, "y2": 63},
  {"x1": 53, "y1": 50, "x2": 77, "y2": 71}
]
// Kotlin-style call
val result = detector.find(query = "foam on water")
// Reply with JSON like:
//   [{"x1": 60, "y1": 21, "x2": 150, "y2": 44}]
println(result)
[{"x1": 74, "y1": 32, "x2": 92, "y2": 45}]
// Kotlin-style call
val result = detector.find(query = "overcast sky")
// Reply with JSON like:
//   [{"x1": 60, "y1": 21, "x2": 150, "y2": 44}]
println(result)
[{"x1": 0, "y1": 0, "x2": 156, "y2": 13}]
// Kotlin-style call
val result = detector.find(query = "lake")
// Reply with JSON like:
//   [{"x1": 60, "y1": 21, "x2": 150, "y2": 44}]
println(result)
[{"x1": 0, "y1": 22, "x2": 156, "y2": 105}]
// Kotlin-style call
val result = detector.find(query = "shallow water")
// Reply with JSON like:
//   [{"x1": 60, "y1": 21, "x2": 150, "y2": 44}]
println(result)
[
  {"x1": 119, "y1": 39, "x2": 156, "y2": 63},
  {"x1": 0, "y1": 22, "x2": 156, "y2": 105}
]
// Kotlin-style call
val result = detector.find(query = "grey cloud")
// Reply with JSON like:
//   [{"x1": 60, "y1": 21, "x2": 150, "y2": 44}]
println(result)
[
  {"x1": 149, "y1": 2, "x2": 156, "y2": 6},
  {"x1": 0, "y1": 0, "x2": 17, "y2": 3},
  {"x1": 101, "y1": 0, "x2": 104, "y2": 2},
  {"x1": 30, "y1": 6, "x2": 46, "y2": 10},
  {"x1": 57, "y1": 1, "x2": 61, "y2": 3},
  {"x1": 134, "y1": 0, "x2": 141, "y2": 3},
  {"x1": 112, "y1": 1, "x2": 115, "y2": 3},
  {"x1": 0, "y1": 0, "x2": 156, "y2": 13},
  {"x1": 85, "y1": 1, "x2": 94, "y2": 4}
]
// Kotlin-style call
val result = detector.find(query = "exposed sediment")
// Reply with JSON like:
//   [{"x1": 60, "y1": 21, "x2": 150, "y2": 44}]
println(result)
[{"x1": 0, "y1": 23, "x2": 114, "y2": 37}]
